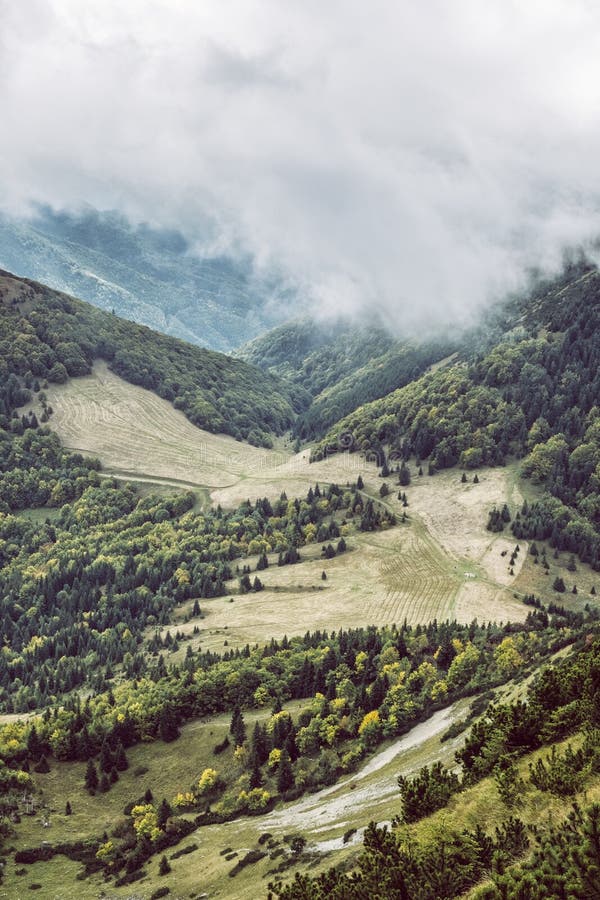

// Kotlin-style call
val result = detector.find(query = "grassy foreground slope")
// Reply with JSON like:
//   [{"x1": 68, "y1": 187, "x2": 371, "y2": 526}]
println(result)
[
  {"x1": 271, "y1": 634, "x2": 600, "y2": 899},
  {"x1": 0, "y1": 269, "x2": 297, "y2": 446}
]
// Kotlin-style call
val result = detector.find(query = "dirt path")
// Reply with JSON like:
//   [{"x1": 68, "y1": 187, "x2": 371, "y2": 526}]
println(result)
[{"x1": 257, "y1": 699, "x2": 470, "y2": 836}]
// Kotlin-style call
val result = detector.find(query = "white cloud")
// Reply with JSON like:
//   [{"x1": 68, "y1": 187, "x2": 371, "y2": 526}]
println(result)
[{"x1": 2, "y1": 0, "x2": 600, "y2": 330}]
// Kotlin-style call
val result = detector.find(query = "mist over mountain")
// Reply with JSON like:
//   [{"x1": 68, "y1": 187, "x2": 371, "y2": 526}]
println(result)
[
  {"x1": 0, "y1": 205, "x2": 294, "y2": 351},
  {"x1": 3, "y1": 3, "x2": 600, "y2": 332}
]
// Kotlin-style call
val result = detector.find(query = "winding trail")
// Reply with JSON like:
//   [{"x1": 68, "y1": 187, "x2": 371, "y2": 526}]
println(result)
[{"x1": 256, "y1": 699, "x2": 468, "y2": 836}]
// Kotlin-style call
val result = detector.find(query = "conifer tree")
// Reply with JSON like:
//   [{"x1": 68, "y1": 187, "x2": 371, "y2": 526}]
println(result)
[{"x1": 85, "y1": 759, "x2": 98, "y2": 794}]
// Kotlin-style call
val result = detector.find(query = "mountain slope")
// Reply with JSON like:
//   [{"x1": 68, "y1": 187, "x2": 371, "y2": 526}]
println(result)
[
  {"x1": 0, "y1": 269, "x2": 297, "y2": 446},
  {"x1": 240, "y1": 319, "x2": 457, "y2": 438},
  {"x1": 313, "y1": 261, "x2": 600, "y2": 567},
  {"x1": 0, "y1": 206, "x2": 289, "y2": 351}
]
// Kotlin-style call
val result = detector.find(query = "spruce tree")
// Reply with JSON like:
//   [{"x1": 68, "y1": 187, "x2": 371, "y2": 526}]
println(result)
[
  {"x1": 114, "y1": 740, "x2": 128, "y2": 771},
  {"x1": 85, "y1": 760, "x2": 98, "y2": 794},
  {"x1": 99, "y1": 737, "x2": 113, "y2": 773},
  {"x1": 157, "y1": 798, "x2": 172, "y2": 829},
  {"x1": 98, "y1": 773, "x2": 110, "y2": 793},
  {"x1": 230, "y1": 706, "x2": 246, "y2": 746},
  {"x1": 250, "y1": 761, "x2": 263, "y2": 789},
  {"x1": 277, "y1": 750, "x2": 294, "y2": 794}
]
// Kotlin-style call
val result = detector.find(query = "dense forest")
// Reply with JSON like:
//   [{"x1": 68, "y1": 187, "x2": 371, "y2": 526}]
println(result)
[
  {"x1": 0, "y1": 270, "x2": 299, "y2": 446},
  {"x1": 312, "y1": 263, "x2": 600, "y2": 567},
  {"x1": 241, "y1": 319, "x2": 457, "y2": 439}
]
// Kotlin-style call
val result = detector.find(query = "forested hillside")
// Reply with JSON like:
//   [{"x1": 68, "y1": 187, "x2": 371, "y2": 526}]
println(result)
[
  {"x1": 241, "y1": 319, "x2": 457, "y2": 439},
  {"x1": 1, "y1": 591, "x2": 594, "y2": 892},
  {"x1": 0, "y1": 270, "x2": 299, "y2": 446},
  {"x1": 0, "y1": 478, "x2": 393, "y2": 712},
  {"x1": 313, "y1": 263, "x2": 600, "y2": 568}
]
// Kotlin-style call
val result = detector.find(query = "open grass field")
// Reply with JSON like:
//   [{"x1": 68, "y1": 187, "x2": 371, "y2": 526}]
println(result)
[
  {"x1": 28, "y1": 363, "x2": 368, "y2": 501},
  {"x1": 164, "y1": 523, "x2": 466, "y2": 657},
  {"x1": 29, "y1": 361, "x2": 289, "y2": 490}
]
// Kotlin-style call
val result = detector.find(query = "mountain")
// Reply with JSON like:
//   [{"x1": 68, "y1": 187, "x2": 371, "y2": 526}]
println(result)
[
  {"x1": 0, "y1": 269, "x2": 297, "y2": 446},
  {"x1": 0, "y1": 206, "x2": 291, "y2": 351},
  {"x1": 240, "y1": 319, "x2": 458, "y2": 438},
  {"x1": 313, "y1": 260, "x2": 600, "y2": 568},
  {"x1": 1, "y1": 264, "x2": 600, "y2": 899}
]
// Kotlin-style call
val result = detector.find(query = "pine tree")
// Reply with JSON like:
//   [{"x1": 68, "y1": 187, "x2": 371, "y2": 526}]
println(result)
[
  {"x1": 159, "y1": 706, "x2": 180, "y2": 743},
  {"x1": 27, "y1": 724, "x2": 42, "y2": 760},
  {"x1": 399, "y1": 463, "x2": 411, "y2": 486},
  {"x1": 250, "y1": 761, "x2": 263, "y2": 789},
  {"x1": 99, "y1": 737, "x2": 113, "y2": 773},
  {"x1": 239, "y1": 573, "x2": 252, "y2": 593},
  {"x1": 85, "y1": 760, "x2": 98, "y2": 794},
  {"x1": 34, "y1": 755, "x2": 50, "y2": 774},
  {"x1": 277, "y1": 750, "x2": 294, "y2": 794},
  {"x1": 321, "y1": 570, "x2": 327, "y2": 581},
  {"x1": 114, "y1": 740, "x2": 129, "y2": 771},
  {"x1": 65, "y1": 800, "x2": 72, "y2": 815},
  {"x1": 157, "y1": 798, "x2": 172, "y2": 829},
  {"x1": 98, "y1": 773, "x2": 110, "y2": 793},
  {"x1": 250, "y1": 722, "x2": 269, "y2": 766},
  {"x1": 230, "y1": 706, "x2": 246, "y2": 746},
  {"x1": 159, "y1": 855, "x2": 171, "y2": 876}
]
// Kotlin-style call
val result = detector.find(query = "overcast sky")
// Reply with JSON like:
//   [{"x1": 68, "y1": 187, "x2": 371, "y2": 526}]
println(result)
[{"x1": 2, "y1": 0, "x2": 600, "y2": 329}]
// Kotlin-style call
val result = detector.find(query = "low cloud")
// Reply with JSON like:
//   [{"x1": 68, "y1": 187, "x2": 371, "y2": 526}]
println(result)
[{"x1": 2, "y1": 0, "x2": 600, "y2": 331}]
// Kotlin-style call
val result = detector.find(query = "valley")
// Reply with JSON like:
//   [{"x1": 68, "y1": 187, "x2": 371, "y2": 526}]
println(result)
[
  {"x1": 27, "y1": 363, "x2": 536, "y2": 658},
  {"x1": 2, "y1": 267, "x2": 600, "y2": 900}
]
